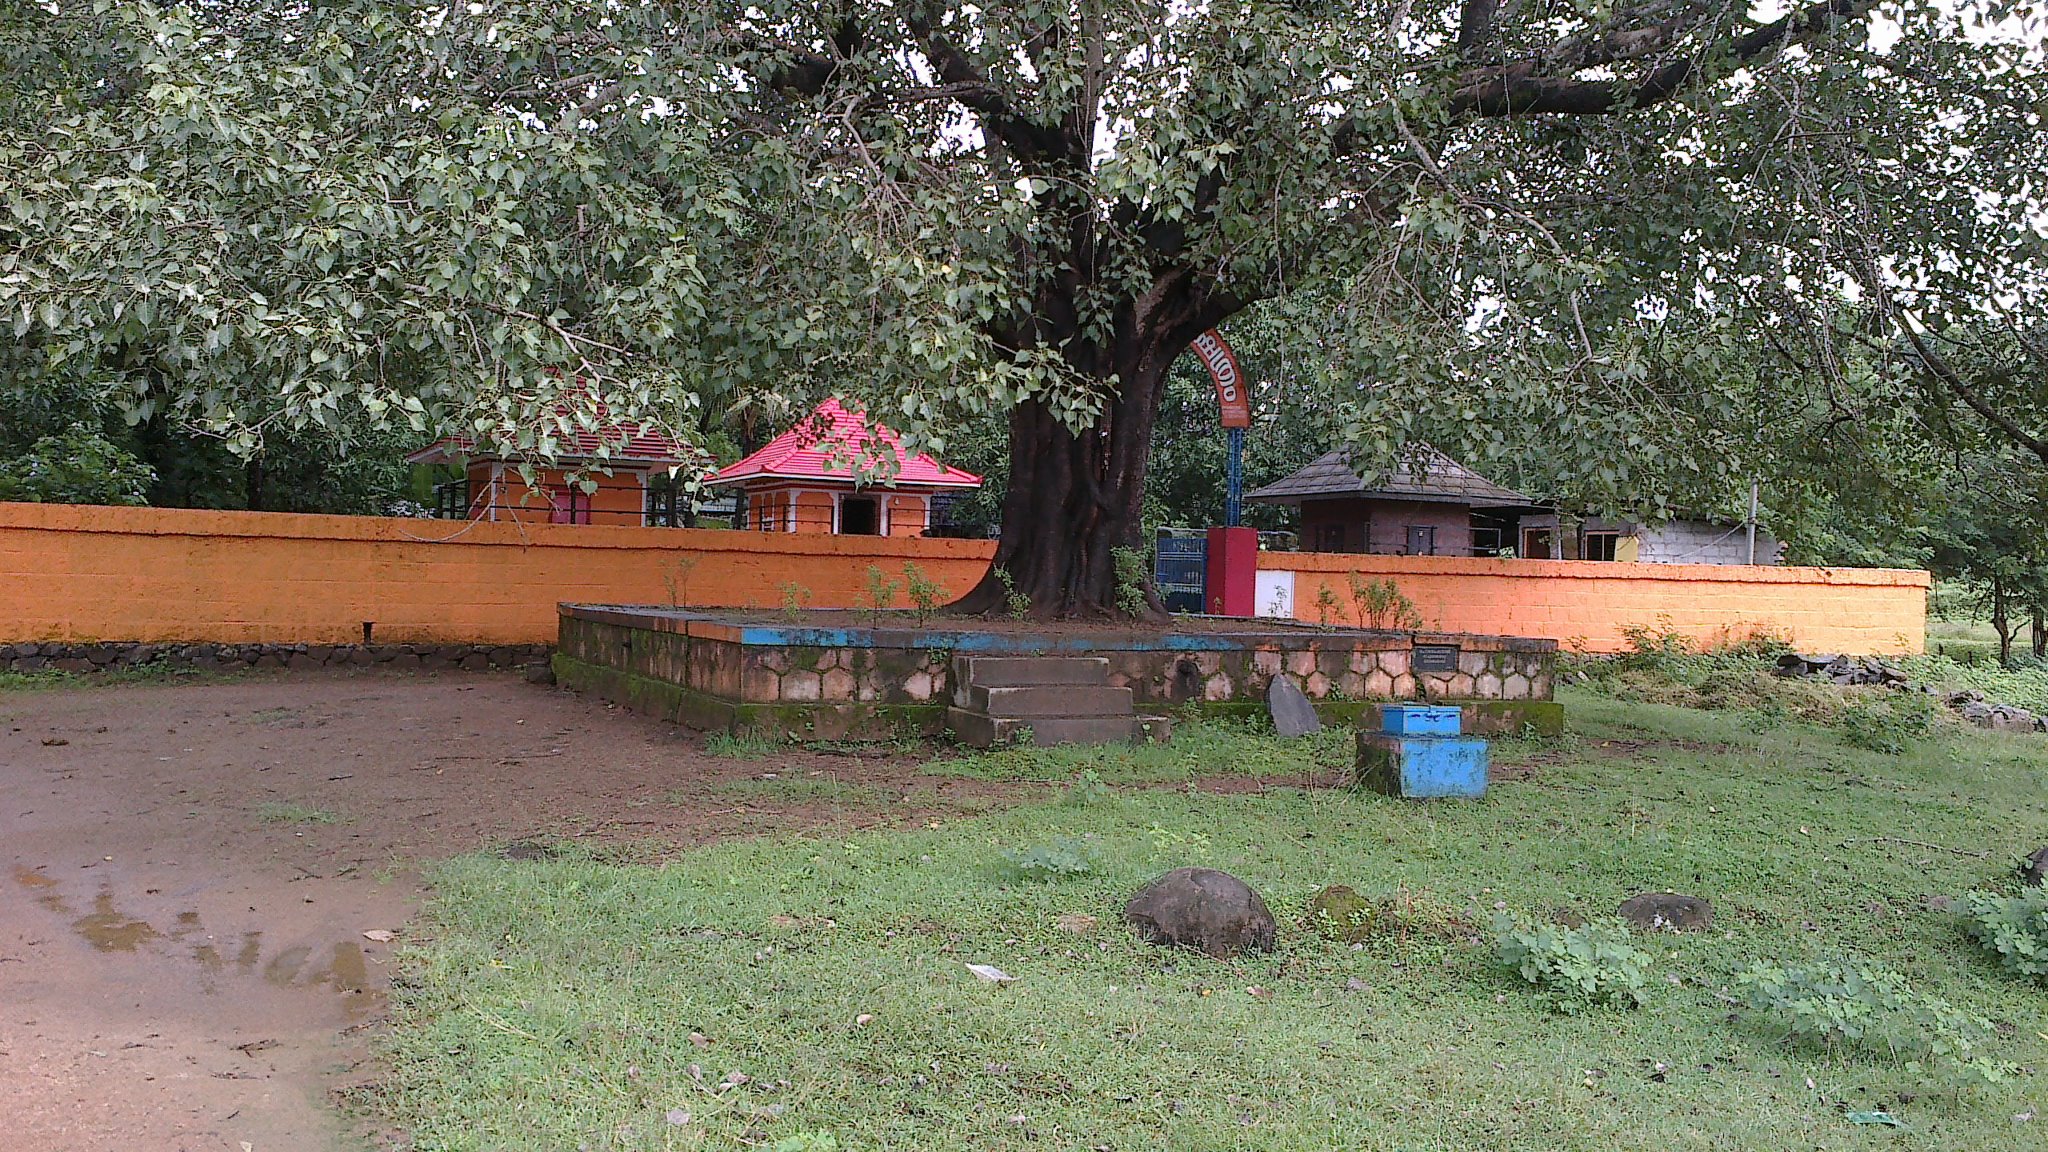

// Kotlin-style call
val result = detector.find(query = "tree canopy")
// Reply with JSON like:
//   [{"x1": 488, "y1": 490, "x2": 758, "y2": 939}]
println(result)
[{"x1": 3, "y1": 1, "x2": 2043, "y2": 613}]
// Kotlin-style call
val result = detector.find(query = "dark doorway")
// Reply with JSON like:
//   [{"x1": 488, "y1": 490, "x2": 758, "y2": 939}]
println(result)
[{"x1": 840, "y1": 496, "x2": 879, "y2": 535}]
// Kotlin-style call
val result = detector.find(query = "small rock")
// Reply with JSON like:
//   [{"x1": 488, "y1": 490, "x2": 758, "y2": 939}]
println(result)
[
  {"x1": 361, "y1": 929, "x2": 397, "y2": 943},
  {"x1": 1125, "y1": 867, "x2": 1277, "y2": 959},
  {"x1": 1266, "y1": 676, "x2": 1321, "y2": 738},
  {"x1": 524, "y1": 661, "x2": 556, "y2": 686},
  {"x1": 1617, "y1": 891, "x2": 1714, "y2": 932},
  {"x1": 1304, "y1": 885, "x2": 1377, "y2": 943}
]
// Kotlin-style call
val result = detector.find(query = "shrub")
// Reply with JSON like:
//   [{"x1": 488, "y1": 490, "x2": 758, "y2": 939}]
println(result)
[
  {"x1": 1111, "y1": 546, "x2": 1149, "y2": 617},
  {"x1": 861, "y1": 565, "x2": 901, "y2": 626},
  {"x1": 1062, "y1": 769, "x2": 1113, "y2": 807},
  {"x1": 1347, "y1": 574, "x2": 1422, "y2": 631},
  {"x1": 1833, "y1": 694, "x2": 1937, "y2": 754},
  {"x1": 1733, "y1": 958, "x2": 2013, "y2": 1083},
  {"x1": 1961, "y1": 888, "x2": 2048, "y2": 981},
  {"x1": 1492, "y1": 913, "x2": 1651, "y2": 1010},
  {"x1": 1001, "y1": 837, "x2": 1096, "y2": 881},
  {"x1": 0, "y1": 427, "x2": 156, "y2": 506},
  {"x1": 902, "y1": 562, "x2": 946, "y2": 627}
]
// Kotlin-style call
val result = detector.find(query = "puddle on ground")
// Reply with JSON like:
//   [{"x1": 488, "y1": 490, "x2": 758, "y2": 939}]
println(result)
[
  {"x1": 11, "y1": 869, "x2": 382, "y2": 1018},
  {"x1": 73, "y1": 889, "x2": 162, "y2": 952}
]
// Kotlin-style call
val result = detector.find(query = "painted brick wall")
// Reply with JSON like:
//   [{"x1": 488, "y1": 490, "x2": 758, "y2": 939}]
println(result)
[
  {"x1": 1264, "y1": 552, "x2": 1927, "y2": 655},
  {"x1": 0, "y1": 502, "x2": 1928, "y2": 653},
  {"x1": 0, "y1": 502, "x2": 997, "y2": 645}
]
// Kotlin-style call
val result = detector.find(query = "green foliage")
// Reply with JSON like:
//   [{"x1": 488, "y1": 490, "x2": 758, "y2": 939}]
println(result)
[
  {"x1": 999, "y1": 836, "x2": 1096, "y2": 881},
  {"x1": 1061, "y1": 769, "x2": 1113, "y2": 807},
  {"x1": 0, "y1": 427, "x2": 155, "y2": 505},
  {"x1": 1833, "y1": 694, "x2": 1937, "y2": 755},
  {"x1": 1111, "y1": 546, "x2": 1149, "y2": 618},
  {"x1": 860, "y1": 565, "x2": 901, "y2": 627},
  {"x1": 1572, "y1": 624, "x2": 1849, "y2": 724},
  {"x1": 1961, "y1": 888, "x2": 2048, "y2": 982},
  {"x1": 1312, "y1": 583, "x2": 1343, "y2": 629},
  {"x1": 1347, "y1": 574, "x2": 1421, "y2": 631},
  {"x1": 256, "y1": 801, "x2": 342, "y2": 825},
  {"x1": 1492, "y1": 913, "x2": 1651, "y2": 1011},
  {"x1": 770, "y1": 1135, "x2": 838, "y2": 1152},
  {"x1": 901, "y1": 562, "x2": 945, "y2": 628},
  {"x1": 993, "y1": 566, "x2": 1031, "y2": 621},
  {"x1": 777, "y1": 581, "x2": 812, "y2": 624},
  {"x1": 925, "y1": 718, "x2": 1352, "y2": 784},
  {"x1": 1733, "y1": 958, "x2": 2014, "y2": 1083}
]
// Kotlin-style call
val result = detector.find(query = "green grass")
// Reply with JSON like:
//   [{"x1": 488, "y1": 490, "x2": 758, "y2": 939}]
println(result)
[
  {"x1": 922, "y1": 717, "x2": 1354, "y2": 783},
  {"x1": 698, "y1": 776, "x2": 894, "y2": 807},
  {"x1": 255, "y1": 800, "x2": 344, "y2": 825},
  {"x1": 0, "y1": 664, "x2": 235, "y2": 692},
  {"x1": 378, "y1": 690, "x2": 2048, "y2": 1151}
]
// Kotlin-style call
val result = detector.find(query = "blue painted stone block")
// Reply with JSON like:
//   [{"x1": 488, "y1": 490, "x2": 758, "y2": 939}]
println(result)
[
  {"x1": 1381, "y1": 705, "x2": 1464, "y2": 736},
  {"x1": 1356, "y1": 733, "x2": 1489, "y2": 798}
]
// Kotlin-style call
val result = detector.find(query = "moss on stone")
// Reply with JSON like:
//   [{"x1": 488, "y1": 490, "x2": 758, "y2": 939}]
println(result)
[{"x1": 1305, "y1": 885, "x2": 1379, "y2": 943}]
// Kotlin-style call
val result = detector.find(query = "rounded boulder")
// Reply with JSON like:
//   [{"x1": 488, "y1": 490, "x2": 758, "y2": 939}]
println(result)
[{"x1": 1125, "y1": 867, "x2": 1277, "y2": 958}]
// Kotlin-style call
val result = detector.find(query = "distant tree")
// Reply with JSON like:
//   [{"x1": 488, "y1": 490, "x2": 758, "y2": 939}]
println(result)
[{"x1": 0, "y1": 426, "x2": 155, "y2": 506}]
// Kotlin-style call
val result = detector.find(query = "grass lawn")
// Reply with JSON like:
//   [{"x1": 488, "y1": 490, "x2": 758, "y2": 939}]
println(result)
[{"x1": 376, "y1": 689, "x2": 2048, "y2": 1151}]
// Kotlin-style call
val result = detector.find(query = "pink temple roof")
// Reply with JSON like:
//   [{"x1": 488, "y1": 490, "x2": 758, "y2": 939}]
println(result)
[{"x1": 707, "y1": 399, "x2": 982, "y2": 489}]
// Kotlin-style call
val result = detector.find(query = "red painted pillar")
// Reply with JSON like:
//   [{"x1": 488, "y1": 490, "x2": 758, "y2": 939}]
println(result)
[{"x1": 1205, "y1": 526, "x2": 1258, "y2": 617}]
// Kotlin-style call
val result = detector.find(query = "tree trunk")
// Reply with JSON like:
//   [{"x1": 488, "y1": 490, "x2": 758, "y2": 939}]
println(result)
[
  {"x1": 1993, "y1": 576, "x2": 2014, "y2": 669},
  {"x1": 953, "y1": 287, "x2": 1225, "y2": 618},
  {"x1": 2033, "y1": 602, "x2": 2045, "y2": 661}
]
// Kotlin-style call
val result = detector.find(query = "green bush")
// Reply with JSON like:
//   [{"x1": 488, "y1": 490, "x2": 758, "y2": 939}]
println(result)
[
  {"x1": 1492, "y1": 913, "x2": 1651, "y2": 1010},
  {"x1": 0, "y1": 427, "x2": 155, "y2": 506},
  {"x1": 1832, "y1": 694, "x2": 1937, "y2": 754},
  {"x1": 1962, "y1": 888, "x2": 2048, "y2": 981},
  {"x1": 1733, "y1": 958, "x2": 2013, "y2": 1083}
]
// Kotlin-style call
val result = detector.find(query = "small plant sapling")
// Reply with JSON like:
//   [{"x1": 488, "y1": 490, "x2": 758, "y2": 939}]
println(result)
[
  {"x1": 778, "y1": 581, "x2": 812, "y2": 624},
  {"x1": 1961, "y1": 887, "x2": 2048, "y2": 981},
  {"x1": 861, "y1": 564, "x2": 902, "y2": 626},
  {"x1": 1313, "y1": 583, "x2": 1343, "y2": 629},
  {"x1": 661, "y1": 554, "x2": 701, "y2": 608},
  {"x1": 1733, "y1": 957, "x2": 2014, "y2": 1083},
  {"x1": 1348, "y1": 573, "x2": 1422, "y2": 631},
  {"x1": 994, "y1": 566, "x2": 1032, "y2": 620},
  {"x1": 902, "y1": 562, "x2": 946, "y2": 628},
  {"x1": 1002, "y1": 836, "x2": 1096, "y2": 880}
]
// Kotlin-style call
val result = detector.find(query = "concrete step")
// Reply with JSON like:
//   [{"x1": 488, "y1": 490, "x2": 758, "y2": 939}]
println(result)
[
  {"x1": 956, "y1": 655, "x2": 1110, "y2": 689},
  {"x1": 947, "y1": 707, "x2": 1138, "y2": 748},
  {"x1": 971, "y1": 684, "x2": 1134, "y2": 719}
]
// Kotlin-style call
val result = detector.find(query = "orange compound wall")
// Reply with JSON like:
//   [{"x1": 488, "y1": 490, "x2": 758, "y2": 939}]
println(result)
[
  {"x1": 1263, "y1": 553, "x2": 1928, "y2": 655},
  {"x1": 0, "y1": 502, "x2": 997, "y2": 646}
]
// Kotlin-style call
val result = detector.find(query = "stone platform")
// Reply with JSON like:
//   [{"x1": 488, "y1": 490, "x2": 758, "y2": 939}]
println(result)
[{"x1": 555, "y1": 606, "x2": 1561, "y2": 741}]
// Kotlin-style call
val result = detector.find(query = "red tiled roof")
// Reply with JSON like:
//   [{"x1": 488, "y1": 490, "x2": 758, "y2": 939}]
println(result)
[
  {"x1": 406, "y1": 403, "x2": 702, "y2": 468},
  {"x1": 707, "y1": 398, "x2": 982, "y2": 489}
]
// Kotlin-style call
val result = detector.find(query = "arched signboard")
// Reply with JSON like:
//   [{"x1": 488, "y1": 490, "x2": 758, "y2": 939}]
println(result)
[{"x1": 1191, "y1": 330, "x2": 1252, "y2": 429}]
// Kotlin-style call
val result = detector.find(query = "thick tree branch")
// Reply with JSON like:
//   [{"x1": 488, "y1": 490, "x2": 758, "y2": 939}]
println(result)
[
  {"x1": 1451, "y1": 0, "x2": 1871, "y2": 117},
  {"x1": 901, "y1": 6, "x2": 1072, "y2": 165}
]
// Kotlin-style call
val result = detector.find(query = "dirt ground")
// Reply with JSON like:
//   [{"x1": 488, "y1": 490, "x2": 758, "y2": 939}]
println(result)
[{"x1": 0, "y1": 671, "x2": 1029, "y2": 1152}]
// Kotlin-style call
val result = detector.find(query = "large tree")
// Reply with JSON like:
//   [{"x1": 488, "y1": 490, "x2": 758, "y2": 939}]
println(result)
[{"x1": 4, "y1": 1, "x2": 2042, "y2": 615}]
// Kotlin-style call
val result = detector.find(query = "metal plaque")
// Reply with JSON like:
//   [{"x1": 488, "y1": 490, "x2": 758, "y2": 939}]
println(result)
[{"x1": 1412, "y1": 644, "x2": 1460, "y2": 674}]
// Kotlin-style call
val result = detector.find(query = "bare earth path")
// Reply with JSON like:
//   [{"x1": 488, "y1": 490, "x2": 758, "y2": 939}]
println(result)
[{"x1": 0, "y1": 672, "x2": 1015, "y2": 1152}]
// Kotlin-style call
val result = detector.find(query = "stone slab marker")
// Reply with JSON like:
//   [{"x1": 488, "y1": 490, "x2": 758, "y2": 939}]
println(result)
[{"x1": 1266, "y1": 676, "x2": 1321, "y2": 738}]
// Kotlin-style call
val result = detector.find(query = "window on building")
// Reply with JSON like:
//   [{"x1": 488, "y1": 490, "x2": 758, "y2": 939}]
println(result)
[
  {"x1": 1583, "y1": 531, "x2": 1620, "y2": 561},
  {"x1": 839, "y1": 496, "x2": 880, "y2": 535},
  {"x1": 1405, "y1": 525, "x2": 1437, "y2": 556},
  {"x1": 1521, "y1": 527, "x2": 1554, "y2": 559},
  {"x1": 645, "y1": 472, "x2": 688, "y2": 527},
  {"x1": 1315, "y1": 523, "x2": 1346, "y2": 553},
  {"x1": 433, "y1": 479, "x2": 469, "y2": 520}
]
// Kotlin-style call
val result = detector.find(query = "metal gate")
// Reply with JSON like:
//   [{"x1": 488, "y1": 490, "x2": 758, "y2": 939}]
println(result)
[{"x1": 1154, "y1": 529, "x2": 1207, "y2": 614}]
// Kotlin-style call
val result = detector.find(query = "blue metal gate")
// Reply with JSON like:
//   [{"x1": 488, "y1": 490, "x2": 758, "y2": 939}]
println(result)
[{"x1": 1154, "y1": 530, "x2": 1207, "y2": 614}]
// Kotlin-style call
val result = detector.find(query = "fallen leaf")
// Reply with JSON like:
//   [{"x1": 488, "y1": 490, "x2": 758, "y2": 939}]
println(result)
[
  {"x1": 855, "y1": 1014, "x2": 875, "y2": 1026},
  {"x1": 965, "y1": 963, "x2": 1016, "y2": 984},
  {"x1": 665, "y1": 1108, "x2": 692, "y2": 1126},
  {"x1": 1055, "y1": 913, "x2": 1098, "y2": 934},
  {"x1": 1846, "y1": 1111, "x2": 1902, "y2": 1128},
  {"x1": 766, "y1": 915, "x2": 801, "y2": 929},
  {"x1": 361, "y1": 930, "x2": 396, "y2": 943},
  {"x1": 1245, "y1": 986, "x2": 1273, "y2": 999},
  {"x1": 688, "y1": 1031, "x2": 710, "y2": 1049},
  {"x1": 41, "y1": 737, "x2": 68, "y2": 746}
]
